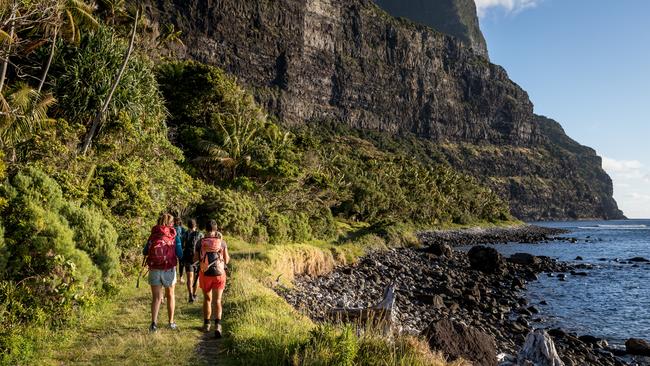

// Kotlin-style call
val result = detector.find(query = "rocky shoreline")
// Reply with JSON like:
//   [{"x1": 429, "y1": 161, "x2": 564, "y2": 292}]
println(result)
[
  {"x1": 417, "y1": 225, "x2": 570, "y2": 247},
  {"x1": 280, "y1": 225, "x2": 647, "y2": 366}
]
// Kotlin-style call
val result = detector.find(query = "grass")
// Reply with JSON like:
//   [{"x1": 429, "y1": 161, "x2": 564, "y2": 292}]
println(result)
[{"x1": 29, "y1": 224, "x2": 488, "y2": 365}]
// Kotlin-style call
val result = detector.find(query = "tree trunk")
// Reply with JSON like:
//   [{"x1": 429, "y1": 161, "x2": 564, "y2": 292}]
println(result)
[
  {"x1": 328, "y1": 285, "x2": 397, "y2": 336},
  {"x1": 81, "y1": 9, "x2": 139, "y2": 155},
  {"x1": 0, "y1": 5, "x2": 17, "y2": 94},
  {"x1": 37, "y1": 26, "x2": 59, "y2": 94}
]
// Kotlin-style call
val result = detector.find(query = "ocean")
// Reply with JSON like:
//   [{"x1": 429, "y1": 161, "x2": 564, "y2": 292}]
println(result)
[{"x1": 486, "y1": 219, "x2": 650, "y2": 346}]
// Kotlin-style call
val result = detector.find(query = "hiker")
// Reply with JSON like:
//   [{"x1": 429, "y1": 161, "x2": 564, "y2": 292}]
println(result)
[
  {"x1": 182, "y1": 218, "x2": 203, "y2": 303},
  {"x1": 174, "y1": 217, "x2": 186, "y2": 282},
  {"x1": 195, "y1": 220, "x2": 230, "y2": 338},
  {"x1": 143, "y1": 213, "x2": 183, "y2": 332}
]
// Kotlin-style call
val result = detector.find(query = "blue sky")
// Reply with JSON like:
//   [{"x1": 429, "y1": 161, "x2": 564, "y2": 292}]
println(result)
[{"x1": 476, "y1": 0, "x2": 650, "y2": 218}]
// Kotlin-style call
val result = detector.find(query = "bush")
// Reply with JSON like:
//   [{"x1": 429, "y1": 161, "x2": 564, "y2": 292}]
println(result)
[
  {"x1": 266, "y1": 212, "x2": 291, "y2": 245},
  {"x1": 0, "y1": 167, "x2": 118, "y2": 333},
  {"x1": 196, "y1": 188, "x2": 259, "y2": 238},
  {"x1": 289, "y1": 212, "x2": 312, "y2": 242},
  {"x1": 60, "y1": 203, "x2": 121, "y2": 282}
]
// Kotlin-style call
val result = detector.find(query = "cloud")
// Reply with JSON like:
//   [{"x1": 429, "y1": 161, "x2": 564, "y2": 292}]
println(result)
[
  {"x1": 474, "y1": 0, "x2": 540, "y2": 17},
  {"x1": 628, "y1": 192, "x2": 650, "y2": 201},
  {"x1": 601, "y1": 156, "x2": 643, "y2": 174},
  {"x1": 600, "y1": 155, "x2": 650, "y2": 218}
]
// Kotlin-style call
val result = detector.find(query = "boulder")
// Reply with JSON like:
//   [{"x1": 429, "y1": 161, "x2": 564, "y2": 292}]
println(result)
[
  {"x1": 517, "y1": 330, "x2": 564, "y2": 366},
  {"x1": 625, "y1": 338, "x2": 650, "y2": 356},
  {"x1": 426, "y1": 242, "x2": 453, "y2": 258},
  {"x1": 508, "y1": 253, "x2": 541, "y2": 266},
  {"x1": 468, "y1": 246, "x2": 505, "y2": 273},
  {"x1": 628, "y1": 257, "x2": 650, "y2": 262},
  {"x1": 422, "y1": 319, "x2": 497, "y2": 366}
]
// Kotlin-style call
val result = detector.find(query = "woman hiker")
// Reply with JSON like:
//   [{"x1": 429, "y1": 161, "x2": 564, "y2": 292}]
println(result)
[
  {"x1": 174, "y1": 217, "x2": 186, "y2": 282},
  {"x1": 143, "y1": 213, "x2": 183, "y2": 332},
  {"x1": 195, "y1": 220, "x2": 230, "y2": 338},
  {"x1": 182, "y1": 218, "x2": 203, "y2": 303}
]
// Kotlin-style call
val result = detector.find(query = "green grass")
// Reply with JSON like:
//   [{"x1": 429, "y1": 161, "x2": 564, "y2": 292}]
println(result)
[{"x1": 30, "y1": 226, "x2": 485, "y2": 365}]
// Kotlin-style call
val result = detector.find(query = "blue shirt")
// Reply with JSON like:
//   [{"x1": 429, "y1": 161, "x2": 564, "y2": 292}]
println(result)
[{"x1": 174, "y1": 225, "x2": 185, "y2": 248}]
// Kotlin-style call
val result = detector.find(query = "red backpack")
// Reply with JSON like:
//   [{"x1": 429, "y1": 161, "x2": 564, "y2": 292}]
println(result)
[
  {"x1": 146, "y1": 226, "x2": 177, "y2": 270},
  {"x1": 200, "y1": 237, "x2": 225, "y2": 276}
]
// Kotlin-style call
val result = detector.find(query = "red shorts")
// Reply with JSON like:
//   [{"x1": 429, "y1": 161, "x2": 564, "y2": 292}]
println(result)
[{"x1": 199, "y1": 272, "x2": 226, "y2": 292}]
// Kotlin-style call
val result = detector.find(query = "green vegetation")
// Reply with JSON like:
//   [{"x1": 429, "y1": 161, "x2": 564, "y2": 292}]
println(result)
[{"x1": 1, "y1": 1, "x2": 510, "y2": 364}]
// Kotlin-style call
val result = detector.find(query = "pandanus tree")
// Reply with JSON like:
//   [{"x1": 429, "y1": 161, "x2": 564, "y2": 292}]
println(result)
[
  {"x1": 0, "y1": 84, "x2": 56, "y2": 161},
  {"x1": 37, "y1": 0, "x2": 99, "y2": 94},
  {"x1": 193, "y1": 90, "x2": 266, "y2": 180}
]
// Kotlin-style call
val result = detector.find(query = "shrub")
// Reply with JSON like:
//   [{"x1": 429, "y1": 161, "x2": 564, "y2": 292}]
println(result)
[
  {"x1": 0, "y1": 167, "x2": 120, "y2": 340},
  {"x1": 289, "y1": 212, "x2": 312, "y2": 242},
  {"x1": 60, "y1": 203, "x2": 120, "y2": 282},
  {"x1": 196, "y1": 188, "x2": 259, "y2": 238},
  {"x1": 266, "y1": 212, "x2": 291, "y2": 245}
]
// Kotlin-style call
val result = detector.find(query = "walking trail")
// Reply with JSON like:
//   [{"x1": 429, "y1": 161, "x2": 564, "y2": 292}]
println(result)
[{"x1": 41, "y1": 277, "x2": 232, "y2": 366}]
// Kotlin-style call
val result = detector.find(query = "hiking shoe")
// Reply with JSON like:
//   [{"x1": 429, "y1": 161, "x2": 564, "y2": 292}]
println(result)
[
  {"x1": 168, "y1": 322, "x2": 179, "y2": 331},
  {"x1": 215, "y1": 323, "x2": 222, "y2": 339},
  {"x1": 189, "y1": 295, "x2": 194, "y2": 303},
  {"x1": 149, "y1": 322, "x2": 158, "y2": 333},
  {"x1": 202, "y1": 323, "x2": 211, "y2": 332}
]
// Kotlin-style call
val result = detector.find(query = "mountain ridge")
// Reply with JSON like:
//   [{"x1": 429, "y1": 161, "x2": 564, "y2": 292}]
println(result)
[{"x1": 140, "y1": 0, "x2": 624, "y2": 220}]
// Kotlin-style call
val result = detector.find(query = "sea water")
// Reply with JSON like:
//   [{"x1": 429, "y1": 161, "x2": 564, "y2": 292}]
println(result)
[{"x1": 487, "y1": 219, "x2": 650, "y2": 345}]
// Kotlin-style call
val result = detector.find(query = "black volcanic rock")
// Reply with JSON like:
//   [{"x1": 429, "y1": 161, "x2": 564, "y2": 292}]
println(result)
[
  {"x1": 468, "y1": 246, "x2": 504, "y2": 273},
  {"x1": 423, "y1": 319, "x2": 497, "y2": 366},
  {"x1": 625, "y1": 338, "x2": 650, "y2": 356},
  {"x1": 140, "y1": 0, "x2": 625, "y2": 221}
]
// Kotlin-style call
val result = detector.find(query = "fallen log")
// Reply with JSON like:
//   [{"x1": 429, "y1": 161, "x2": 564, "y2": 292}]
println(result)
[
  {"x1": 517, "y1": 329, "x2": 564, "y2": 366},
  {"x1": 327, "y1": 285, "x2": 397, "y2": 335}
]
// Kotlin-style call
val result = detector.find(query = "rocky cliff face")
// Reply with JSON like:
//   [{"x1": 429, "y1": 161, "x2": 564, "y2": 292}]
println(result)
[
  {"x1": 141, "y1": 0, "x2": 624, "y2": 220},
  {"x1": 373, "y1": 0, "x2": 489, "y2": 59}
]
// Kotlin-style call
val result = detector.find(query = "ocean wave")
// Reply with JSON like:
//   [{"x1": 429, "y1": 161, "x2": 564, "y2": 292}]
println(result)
[{"x1": 578, "y1": 224, "x2": 648, "y2": 230}]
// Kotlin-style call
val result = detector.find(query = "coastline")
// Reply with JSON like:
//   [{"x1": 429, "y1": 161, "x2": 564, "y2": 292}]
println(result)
[{"x1": 282, "y1": 225, "x2": 644, "y2": 366}]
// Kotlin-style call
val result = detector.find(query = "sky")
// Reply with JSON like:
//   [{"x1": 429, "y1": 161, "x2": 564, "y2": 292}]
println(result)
[{"x1": 475, "y1": 0, "x2": 650, "y2": 218}]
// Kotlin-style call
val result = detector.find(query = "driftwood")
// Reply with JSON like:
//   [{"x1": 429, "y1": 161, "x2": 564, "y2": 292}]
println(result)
[
  {"x1": 517, "y1": 329, "x2": 564, "y2": 366},
  {"x1": 327, "y1": 285, "x2": 397, "y2": 335}
]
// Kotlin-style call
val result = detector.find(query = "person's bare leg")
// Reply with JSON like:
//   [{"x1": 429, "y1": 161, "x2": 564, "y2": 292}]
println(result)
[
  {"x1": 203, "y1": 289, "x2": 213, "y2": 320},
  {"x1": 213, "y1": 288, "x2": 224, "y2": 320},
  {"x1": 213, "y1": 287, "x2": 224, "y2": 337},
  {"x1": 166, "y1": 286, "x2": 175, "y2": 324},
  {"x1": 186, "y1": 271, "x2": 194, "y2": 298},
  {"x1": 151, "y1": 285, "x2": 163, "y2": 324}
]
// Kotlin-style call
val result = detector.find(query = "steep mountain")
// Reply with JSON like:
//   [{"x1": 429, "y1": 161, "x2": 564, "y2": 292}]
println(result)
[
  {"x1": 140, "y1": 0, "x2": 624, "y2": 220},
  {"x1": 373, "y1": 0, "x2": 489, "y2": 58}
]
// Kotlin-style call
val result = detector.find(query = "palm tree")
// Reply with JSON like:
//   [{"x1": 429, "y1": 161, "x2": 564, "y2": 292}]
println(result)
[
  {"x1": 37, "y1": 0, "x2": 99, "y2": 94},
  {"x1": 193, "y1": 91, "x2": 266, "y2": 180},
  {"x1": 0, "y1": 84, "x2": 56, "y2": 161}
]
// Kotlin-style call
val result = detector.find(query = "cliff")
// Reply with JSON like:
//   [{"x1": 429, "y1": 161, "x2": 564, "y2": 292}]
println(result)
[
  {"x1": 141, "y1": 0, "x2": 624, "y2": 221},
  {"x1": 374, "y1": 0, "x2": 489, "y2": 59}
]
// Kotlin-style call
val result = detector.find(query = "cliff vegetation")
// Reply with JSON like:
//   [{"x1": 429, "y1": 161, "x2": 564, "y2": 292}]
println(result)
[{"x1": 0, "y1": 1, "x2": 510, "y2": 364}]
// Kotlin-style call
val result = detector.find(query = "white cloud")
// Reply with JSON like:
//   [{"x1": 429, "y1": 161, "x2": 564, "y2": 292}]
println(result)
[
  {"x1": 601, "y1": 156, "x2": 643, "y2": 173},
  {"x1": 600, "y1": 155, "x2": 650, "y2": 218},
  {"x1": 474, "y1": 0, "x2": 540, "y2": 17}
]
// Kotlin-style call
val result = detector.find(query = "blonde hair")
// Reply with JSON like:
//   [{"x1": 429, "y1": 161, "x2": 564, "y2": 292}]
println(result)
[{"x1": 157, "y1": 213, "x2": 174, "y2": 227}]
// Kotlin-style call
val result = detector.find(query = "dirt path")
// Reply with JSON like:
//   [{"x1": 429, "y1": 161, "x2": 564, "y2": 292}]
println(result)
[{"x1": 42, "y1": 278, "x2": 232, "y2": 365}]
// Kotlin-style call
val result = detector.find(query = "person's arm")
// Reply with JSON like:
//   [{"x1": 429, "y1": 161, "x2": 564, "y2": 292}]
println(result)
[
  {"x1": 223, "y1": 242, "x2": 230, "y2": 265},
  {"x1": 142, "y1": 241, "x2": 149, "y2": 256},
  {"x1": 193, "y1": 233, "x2": 203, "y2": 263}
]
